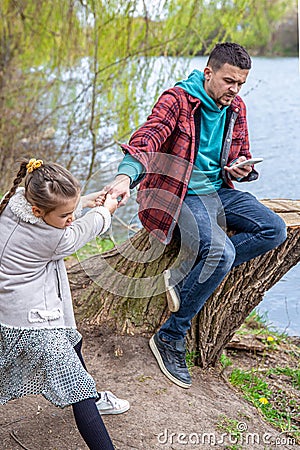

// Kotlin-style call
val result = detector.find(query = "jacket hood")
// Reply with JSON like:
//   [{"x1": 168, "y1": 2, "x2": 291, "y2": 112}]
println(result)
[{"x1": 175, "y1": 70, "x2": 221, "y2": 113}]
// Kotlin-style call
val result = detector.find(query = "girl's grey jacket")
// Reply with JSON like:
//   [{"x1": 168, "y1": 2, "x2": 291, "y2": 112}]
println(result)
[{"x1": 0, "y1": 188, "x2": 111, "y2": 329}]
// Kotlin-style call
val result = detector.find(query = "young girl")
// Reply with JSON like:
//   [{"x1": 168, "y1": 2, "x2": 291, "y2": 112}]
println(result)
[{"x1": 0, "y1": 158, "x2": 119, "y2": 449}]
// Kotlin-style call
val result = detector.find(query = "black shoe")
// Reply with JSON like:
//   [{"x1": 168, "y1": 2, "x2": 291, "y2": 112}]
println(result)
[
  {"x1": 163, "y1": 269, "x2": 181, "y2": 312},
  {"x1": 149, "y1": 333, "x2": 191, "y2": 388}
]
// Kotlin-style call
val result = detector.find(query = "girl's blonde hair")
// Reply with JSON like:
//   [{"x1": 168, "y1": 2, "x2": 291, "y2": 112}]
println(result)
[{"x1": 0, "y1": 159, "x2": 81, "y2": 215}]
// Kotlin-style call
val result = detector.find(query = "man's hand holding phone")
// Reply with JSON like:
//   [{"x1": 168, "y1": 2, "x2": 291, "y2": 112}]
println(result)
[{"x1": 225, "y1": 157, "x2": 263, "y2": 180}]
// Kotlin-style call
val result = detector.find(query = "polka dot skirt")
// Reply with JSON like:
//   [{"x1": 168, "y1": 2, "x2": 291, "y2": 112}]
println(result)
[{"x1": 0, "y1": 325, "x2": 98, "y2": 408}]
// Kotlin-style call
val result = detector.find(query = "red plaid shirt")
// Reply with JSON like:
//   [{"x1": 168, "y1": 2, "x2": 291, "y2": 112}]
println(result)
[{"x1": 121, "y1": 87, "x2": 254, "y2": 244}]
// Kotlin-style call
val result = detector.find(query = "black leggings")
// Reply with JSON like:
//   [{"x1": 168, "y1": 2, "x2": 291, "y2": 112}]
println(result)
[{"x1": 73, "y1": 340, "x2": 114, "y2": 450}]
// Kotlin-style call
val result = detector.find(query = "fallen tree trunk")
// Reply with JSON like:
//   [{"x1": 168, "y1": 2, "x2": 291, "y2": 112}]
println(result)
[{"x1": 69, "y1": 199, "x2": 300, "y2": 367}]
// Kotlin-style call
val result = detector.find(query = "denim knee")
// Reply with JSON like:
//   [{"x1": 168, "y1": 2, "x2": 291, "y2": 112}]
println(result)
[
  {"x1": 266, "y1": 214, "x2": 287, "y2": 249},
  {"x1": 199, "y1": 239, "x2": 235, "y2": 283},
  {"x1": 220, "y1": 241, "x2": 236, "y2": 272}
]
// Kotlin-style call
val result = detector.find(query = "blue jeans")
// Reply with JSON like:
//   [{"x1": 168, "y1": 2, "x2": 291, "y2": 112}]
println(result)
[{"x1": 159, "y1": 188, "x2": 287, "y2": 341}]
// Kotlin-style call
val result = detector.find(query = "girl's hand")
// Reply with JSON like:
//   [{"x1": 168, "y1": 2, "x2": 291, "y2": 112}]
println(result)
[
  {"x1": 104, "y1": 194, "x2": 118, "y2": 215},
  {"x1": 81, "y1": 191, "x2": 106, "y2": 209}
]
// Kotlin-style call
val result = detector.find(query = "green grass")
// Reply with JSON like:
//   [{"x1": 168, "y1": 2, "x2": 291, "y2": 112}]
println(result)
[
  {"x1": 229, "y1": 369, "x2": 273, "y2": 407},
  {"x1": 238, "y1": 310, "x2": 288, "y2": 343},
  {"x1": 266, "y1": 367, "x2": 300, "y2": 389},
  {"x1": 70, "y1": 237, "x2": 115, "y2": 262},
  {"x1": 229, "y1": 368, "x2": 300, "y2": 440},
  {"x1": 220, "y1": 353, "x2": 233, "y2": 369},
  {"x1": 186, "y1": 350, "x2": 199, "y2": 373},
  {"x1": 216, "y1": 415, "x2": 243, "y2": 450},
  {"x1": 225, "y1": 310, "x2": 300, "y2": 444}
]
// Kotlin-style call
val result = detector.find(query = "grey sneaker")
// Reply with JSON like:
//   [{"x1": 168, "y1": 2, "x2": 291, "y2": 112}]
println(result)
[
  {"x1": 149, "y1": 333, "x2": 191, "y2": 388},
  {"x1": 96, "y1": 391, "x2": 130, "y2": 415},
  {"x1": 163, "y1": 269, "x2": 181, "y2": 312}
]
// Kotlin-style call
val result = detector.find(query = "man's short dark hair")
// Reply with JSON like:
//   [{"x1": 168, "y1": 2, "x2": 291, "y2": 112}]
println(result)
[{"x1": 207, "y1": 42, "x2": 252, "y2": 71}]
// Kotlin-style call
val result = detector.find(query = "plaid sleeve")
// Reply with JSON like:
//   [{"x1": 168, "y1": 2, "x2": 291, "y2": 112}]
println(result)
[{"x1": 120, "y1": 89, "x2": 182, "y2": 171}]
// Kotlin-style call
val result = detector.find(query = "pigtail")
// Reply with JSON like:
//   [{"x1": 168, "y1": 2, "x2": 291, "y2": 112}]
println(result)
[{"x1": 0, "y1": 161, "x2": 28, "y2": 215}]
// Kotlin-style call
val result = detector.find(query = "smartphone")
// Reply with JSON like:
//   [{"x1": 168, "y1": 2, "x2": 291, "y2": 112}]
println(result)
[{"x1": 233, "y1": 157, "x2": 263, "y2": 169}]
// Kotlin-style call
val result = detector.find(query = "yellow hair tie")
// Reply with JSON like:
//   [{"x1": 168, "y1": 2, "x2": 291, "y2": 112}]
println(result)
[{"x1": 26, "y1": 158, "x2": 43, "y2": 173}]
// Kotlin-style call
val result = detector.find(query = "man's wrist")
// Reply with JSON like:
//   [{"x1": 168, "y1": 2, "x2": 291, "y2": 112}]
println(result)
[{"x1": 115, "y1": 173, "x2": 132, "y2": 184}]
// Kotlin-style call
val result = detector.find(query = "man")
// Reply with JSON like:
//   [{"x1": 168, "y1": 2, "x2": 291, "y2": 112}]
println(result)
[{"x1": 106, "y1": 43, "x2": 287, "y2": 388}]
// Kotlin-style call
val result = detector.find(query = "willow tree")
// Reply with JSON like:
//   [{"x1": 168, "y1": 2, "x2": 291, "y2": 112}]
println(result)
[
  {"x1": 0, "y1": 0, "x2": 86, "y2": 187},
  {"x1": 1, "y1": 0, "x2": 197, "y2": 188}
]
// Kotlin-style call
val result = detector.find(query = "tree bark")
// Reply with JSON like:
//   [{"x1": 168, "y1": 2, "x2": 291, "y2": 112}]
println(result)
[{"x1": 69, "y1": 199, "x2": 300, "y2": 367}]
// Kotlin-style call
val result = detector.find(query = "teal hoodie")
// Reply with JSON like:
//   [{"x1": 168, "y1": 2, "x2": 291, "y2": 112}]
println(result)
[{"x1": 175, "y1": 70, "x2": 228, "y2": 194}]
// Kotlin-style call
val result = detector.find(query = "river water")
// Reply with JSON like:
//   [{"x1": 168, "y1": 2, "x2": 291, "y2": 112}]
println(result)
[{"x1": 89, "y1": 57, "x2": 300, "y2": 336}]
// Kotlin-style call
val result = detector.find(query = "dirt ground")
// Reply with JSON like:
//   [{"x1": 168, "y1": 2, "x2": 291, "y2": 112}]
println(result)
[{"x1": 0, "y1": 325, "x2": 299, "y2": 450}]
